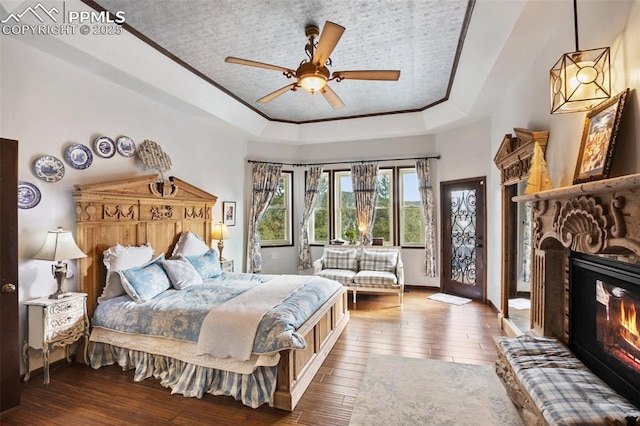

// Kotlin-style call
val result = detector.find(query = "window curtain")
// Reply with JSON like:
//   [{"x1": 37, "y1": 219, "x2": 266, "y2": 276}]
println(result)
[
  {"x1": 246, "y1": 162, "x2": 283, "y2": 273},
  {"x1": 351, "y1": 161, "x2": 378, "y2": 245},
  {"x1": 298, "y1": 166, "x2": 323, "y2": 270},
  {"x1": 416, "y1": 158, "x2": 437, "y2": 277}
]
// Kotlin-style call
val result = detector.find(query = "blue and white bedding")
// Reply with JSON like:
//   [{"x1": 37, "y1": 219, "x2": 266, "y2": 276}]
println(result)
[
  {"x1": 91, "y1": 272, "x2": 341, "y2": 355},
  {"x1": 88, "y1": 272, "x2": 344, "y2": 407}
]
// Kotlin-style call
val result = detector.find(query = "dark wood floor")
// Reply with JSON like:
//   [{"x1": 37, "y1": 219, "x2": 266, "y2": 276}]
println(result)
[{"x1": 1, "y1": 287, "x2": 506, "y2": 425}]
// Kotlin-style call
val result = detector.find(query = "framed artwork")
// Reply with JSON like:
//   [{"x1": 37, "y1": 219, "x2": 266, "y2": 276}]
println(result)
[
  {"x1": 573, "y1": 88, "x2": 629, "y2": 184},
  {"x1": 222, "y1": 201, "x2": 236, "y2": 226}
]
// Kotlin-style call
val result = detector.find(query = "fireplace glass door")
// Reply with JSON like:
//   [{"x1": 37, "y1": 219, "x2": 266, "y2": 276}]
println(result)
[{"x1": 570, "y1": 252, "x2": 640, "y2": 407}]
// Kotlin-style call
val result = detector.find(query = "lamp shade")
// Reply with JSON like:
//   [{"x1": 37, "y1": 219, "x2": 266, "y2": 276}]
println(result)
[
  {"x1": 33, "y1": 227, "x2": 87, "y2": 261},
  {"x1": 549, "y1": 47, "x2": 611, "y2": 114},
  {"x1": 300, "y1": 75, "x2": 327, "y2": 93},
  {"x1": 211, "y1": 223, "x2": 229, "y2": 241}
]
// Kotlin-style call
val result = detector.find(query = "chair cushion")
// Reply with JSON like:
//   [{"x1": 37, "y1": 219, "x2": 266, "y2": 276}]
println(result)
[
  {"x1": 323, "y1": 248, "x2": 358, "y2": 271},
  {"x1": 317, "y1": 268, "x2": 356, "y2": 285},
  {"x1": 353, "y1": 270, "x2": 399, "y2": 287}
]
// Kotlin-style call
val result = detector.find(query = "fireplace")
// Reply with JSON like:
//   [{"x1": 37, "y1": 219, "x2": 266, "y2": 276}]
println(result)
[
  {"x1": 511, "y1": 173, "x2": 640, "y2": 408},
  {"x1": 570, "y1": 252, "x2": 640, "y2": 407}
]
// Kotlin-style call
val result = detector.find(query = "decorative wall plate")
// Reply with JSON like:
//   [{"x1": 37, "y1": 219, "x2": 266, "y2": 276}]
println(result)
[
  {"x1": 116, "y1": 136, "x2": 136, "y2": 157},
  {"x1": 33, "y1": 155, "x2": 65, "y2": 183},
  {"x1": 17, "y1": 181, "x2": 42, "y2": 209},
  {"x1": 65, "y1": 143, "x2": 93, "y2": 169},
  {"x1": 93, "y1": 136, "x2": 116, "y2": 158}
]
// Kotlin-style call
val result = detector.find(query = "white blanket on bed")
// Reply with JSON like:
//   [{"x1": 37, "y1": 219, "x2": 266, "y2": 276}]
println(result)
[{"x1": 196, "y1": 274, "x2": 313, "y2": 361}]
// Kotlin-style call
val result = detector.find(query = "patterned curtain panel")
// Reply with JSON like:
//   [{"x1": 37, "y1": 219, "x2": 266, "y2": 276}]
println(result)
[
  {"x1": 298, "y1": 166, "x2": 323, "y2": 270},
  {"x1": 246, "y1": 162, "x2": 283, "y2": 273},
  {"x1": 351, "y1": 161, "x2": 378, "y2": 245},
  {"x1": 416, "y1": 159, "x2": 437, "y2": 277}
]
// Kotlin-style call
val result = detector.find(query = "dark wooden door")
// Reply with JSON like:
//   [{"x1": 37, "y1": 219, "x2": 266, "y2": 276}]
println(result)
[
  {"x1": 1, "y1": 138, "x2": 20, "y2": 412},
  {"x1": 441, "y1": 177, "x2": 487, "y2": 301}
]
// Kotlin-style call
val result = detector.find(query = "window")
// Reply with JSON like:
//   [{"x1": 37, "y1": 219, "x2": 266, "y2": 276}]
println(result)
[
  {"x1": 335, "y1": 171, "x2": 356, "y2": 241},
  {"x1": 258, "y1": 171, "x2": 293, "y2": 246},
  {"x1": 334, "y1": 169, "x2": 393, "y2": 243},
  {"x1": 310, "y1": 172, "x2": 329, "y2": 244},
  {"x1": 399, "y1": 168, "x2": 425, "y2": 246},
  {"x1": 373, "y1": 170, "x2": 392, "y2": 242}
]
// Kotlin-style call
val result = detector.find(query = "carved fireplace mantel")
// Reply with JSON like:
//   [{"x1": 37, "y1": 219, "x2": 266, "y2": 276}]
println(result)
[{"x1": 513, "y1": 172, "x2": 640, "y2": 340}]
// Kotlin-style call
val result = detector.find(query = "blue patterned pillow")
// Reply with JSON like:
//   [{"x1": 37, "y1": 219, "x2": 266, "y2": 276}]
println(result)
[
  {"x1": 162, "y1": 255, "x2": 203, "y2": 289},
  {"x1": 119, "y1": 254, "x2": 171, "y2": 302},
  {"x1": 185, "y1": 248, "x2": 222, "y2": 279}
]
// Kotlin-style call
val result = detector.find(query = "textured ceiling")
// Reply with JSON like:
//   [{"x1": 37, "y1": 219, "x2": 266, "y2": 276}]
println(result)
[{"x1": 89, "y1": 0, "x2": 474, "y2": 124}]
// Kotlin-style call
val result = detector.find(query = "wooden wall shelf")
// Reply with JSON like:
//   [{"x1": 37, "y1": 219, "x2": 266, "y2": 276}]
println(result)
[{"x1": 513, "y1": 172, "x2": 640, "y2": 203}]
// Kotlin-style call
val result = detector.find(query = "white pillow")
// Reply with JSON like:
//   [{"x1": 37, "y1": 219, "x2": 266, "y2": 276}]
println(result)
[
  {"x1": 171, "y1": 231, "x2": 210, "y2": 257},
  {"x1": 162, "y1": 255, "x2": 203, "y2": 289},
  {"x1": 98, "y1": 243, "x2": 154, "y2": 302}
]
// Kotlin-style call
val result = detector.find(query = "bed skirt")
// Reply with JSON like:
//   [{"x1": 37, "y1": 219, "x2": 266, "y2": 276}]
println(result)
[{"x1": 89, "y1": 342, "x2": 277, "y2": 408}]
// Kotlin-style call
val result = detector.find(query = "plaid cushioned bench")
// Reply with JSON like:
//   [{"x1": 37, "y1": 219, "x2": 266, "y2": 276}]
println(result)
[
  {"x1": 312, "y1": 245, "x2": 404, "y2": 306},
  {"x1": 494, "y1": 335, "x2": 640, "y2": 426}
]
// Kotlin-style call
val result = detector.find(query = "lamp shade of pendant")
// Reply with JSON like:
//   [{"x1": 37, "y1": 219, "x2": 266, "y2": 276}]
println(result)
[{"x1": 550, "y1": 46, "x2": 611, "y2": 114}]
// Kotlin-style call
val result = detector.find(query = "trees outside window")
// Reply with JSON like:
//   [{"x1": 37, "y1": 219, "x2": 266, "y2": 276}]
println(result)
[
  {"x1": 399, "y1": 168, "x2": 425, "y2": 246},
  {"x1": 372, "y1": 170, "x2": 392, "y2": 242},
  {"x1": 258, "y1": 171, "x2": 293, "y2": 246},
  {"x1": 299, "y1": 167, "x2": 428, "y2": 247},
  {"x1": 309, "y1": 172, "x2": 329, "y2": 244}
]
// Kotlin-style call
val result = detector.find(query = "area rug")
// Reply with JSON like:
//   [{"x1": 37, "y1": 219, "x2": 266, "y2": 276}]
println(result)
[
  {"x1": 509, "y1": 298, "x2": 531, "y2": 310},
  {"x1": 427, "y1": 292, "x2": 472, "y2": 305},
  {"x1": 349, "y1": 354, "x2": 523, "y2": 426}
]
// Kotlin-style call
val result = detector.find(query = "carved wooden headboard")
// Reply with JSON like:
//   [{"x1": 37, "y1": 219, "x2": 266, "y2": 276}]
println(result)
[{"x1": 73, "y1": 175, "x2": 217, "y2": 317}]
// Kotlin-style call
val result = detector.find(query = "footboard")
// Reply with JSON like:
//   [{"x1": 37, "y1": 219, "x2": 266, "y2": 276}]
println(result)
[{"x1": 273, "y1": 286, "x2": 349, "y2": 411}]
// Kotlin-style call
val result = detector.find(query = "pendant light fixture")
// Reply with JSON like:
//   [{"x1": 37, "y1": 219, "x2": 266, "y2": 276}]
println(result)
[{"x1": 549, "y1": 0, "x2": 611, "y2": 114}]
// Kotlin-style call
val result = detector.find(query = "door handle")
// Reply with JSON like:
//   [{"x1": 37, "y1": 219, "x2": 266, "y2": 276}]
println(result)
[{"x1": 1, "y1": 283, "x2": 16, "y2": 293}]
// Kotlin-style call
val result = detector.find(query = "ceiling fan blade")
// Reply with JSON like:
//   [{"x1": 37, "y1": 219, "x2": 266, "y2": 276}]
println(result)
[
  {"x1": 322, "y1": 85, "x2": 345, "y2": 110},
  {"x1": 312, "y1": 21, "x2": 345, "y2": 65},
  {"x1": 333, "y1": 70, "x2": 401, "y2": 81},
  {"x1": 225, "y1": 57, "x2": 294, "y2": 74},
  {"x1": 257, "y1": 83, "x2": 297, "y2": 103}
]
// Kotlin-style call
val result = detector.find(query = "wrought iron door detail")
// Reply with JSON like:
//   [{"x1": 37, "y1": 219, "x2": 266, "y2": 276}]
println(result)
[{"x1": 450, "y1": 189, "x2": 477, "y2": 285}]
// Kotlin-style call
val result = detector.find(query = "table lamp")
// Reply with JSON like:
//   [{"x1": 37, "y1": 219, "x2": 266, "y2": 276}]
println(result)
[
  {"x1": 211, "y1": 222, "x2": 229, "y2": 261},
  {"x1": 33, "y1": 227, "x2": 87, "y2": 299}
]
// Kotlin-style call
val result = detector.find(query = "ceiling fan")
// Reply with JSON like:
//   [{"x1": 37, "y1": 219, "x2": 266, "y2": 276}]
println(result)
[{"x1": 225, "y1": 21, "x2": 401, "y2": 109}]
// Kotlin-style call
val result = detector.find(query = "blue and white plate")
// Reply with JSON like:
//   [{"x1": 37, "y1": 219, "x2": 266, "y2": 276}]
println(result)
[
  {"x1": 33, "y1": 155, "x2": 65, "y2": 183},
  {"x1": 116, "y1": 136, "x2": 136, "y2": 157},
  {"x1": 65, "y1": 143, "x2": 93, "y2": 169},
  {"x1": 93, "y1": 136, "x2": 116, "y2": 158},
  {"x1": 17, "y1": 181, "x2": 41, "y2": 209}
]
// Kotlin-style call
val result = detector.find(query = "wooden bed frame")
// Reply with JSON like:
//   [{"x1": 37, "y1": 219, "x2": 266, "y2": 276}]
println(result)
[{"x1": 73, "y1": 174, "x2": 349, "y2": 411}]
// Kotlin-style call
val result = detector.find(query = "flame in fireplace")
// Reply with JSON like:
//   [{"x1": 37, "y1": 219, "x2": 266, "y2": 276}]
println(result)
[{"x1": 621, "y1": 300, "x2": 639, "y2": 337}]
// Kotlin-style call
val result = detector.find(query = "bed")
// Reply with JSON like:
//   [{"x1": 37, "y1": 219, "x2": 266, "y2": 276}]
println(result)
[{"x1": 73, "y1": 175, "x2": 349, "y2": 411}]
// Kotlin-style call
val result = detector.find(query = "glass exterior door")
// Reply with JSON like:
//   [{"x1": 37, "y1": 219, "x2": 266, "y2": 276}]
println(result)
[{"x1": 441, "y1": 177, "x2": 486, "y2": 300}]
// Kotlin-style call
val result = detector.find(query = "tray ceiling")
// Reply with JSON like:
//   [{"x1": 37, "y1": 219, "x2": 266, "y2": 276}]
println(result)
[{"x1": 89, "y1": 0, "x2": 474, "y2": 124}]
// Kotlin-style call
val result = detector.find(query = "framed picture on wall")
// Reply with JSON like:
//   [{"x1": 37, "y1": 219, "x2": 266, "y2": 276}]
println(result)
[
  {"x1": 222, "y1": 201, "x2": 236, "y2": 226},
  {"x1": 573, "y1": 88, "x2": 629, "y2": 184}
]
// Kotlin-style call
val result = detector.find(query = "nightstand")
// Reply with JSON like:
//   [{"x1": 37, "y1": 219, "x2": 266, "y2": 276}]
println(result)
[
  {"x1": 220, "y1": 259, "x2": 234, "y2": 272},
  {"x1": 23, "y1": 292, "x2": 89, "y2": 384}
]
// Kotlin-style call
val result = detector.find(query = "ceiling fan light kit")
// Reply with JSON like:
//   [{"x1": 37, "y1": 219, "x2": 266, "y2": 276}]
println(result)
[
  {"x1": 549, "y1": 0, "x2": 611, "y2": 114},
  {"x1": 296, "y1": 62, "x2": 330, "y2": 93},
  {"x1": 225, "y1": 21, "x2": 401, "y2": 110}
]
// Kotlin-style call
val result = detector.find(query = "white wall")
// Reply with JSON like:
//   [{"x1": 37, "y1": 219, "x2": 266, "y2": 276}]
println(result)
[
  {"x1": 1, "y1": 36, "x2": 250, "y2": 372},
  {"x1": 483, "y1": 0, "x2": 640, "y2": 309}
]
